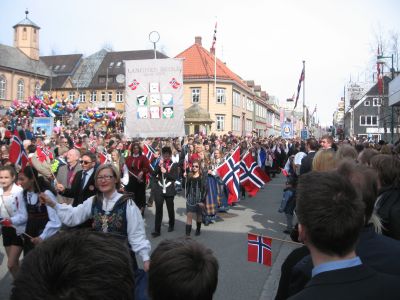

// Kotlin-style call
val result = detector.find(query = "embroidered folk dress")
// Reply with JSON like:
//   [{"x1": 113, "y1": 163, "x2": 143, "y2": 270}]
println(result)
[{"x1": 53, "y1": 190, "x2": 151, "y2": 263}]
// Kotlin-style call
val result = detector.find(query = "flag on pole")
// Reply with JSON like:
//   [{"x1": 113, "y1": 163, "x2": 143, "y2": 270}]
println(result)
[
  {"x1": 216, "y1": 147, "x2": 241, "y2": 204},
  {"x1": 98, "y1": 149, "x2": 109, "y2": 164},
  {"x1": 248, "y1": 233, "x2": 272, "y2": 266},
  {"x1": 211, "y1": 22, "x2": 217, "y2": 52},
  {"x1": 293, "y1": 66, "x2": 305, "y2": 110},
  {"x1": 240, "y1": 152, "x2": 270, "y2": 196},
  {"x1": 142, "y1": 143, "x2": 156, "y2": 170},
  {"x1": 9, "y1": 130, "x2": 28, "y2": 170}
]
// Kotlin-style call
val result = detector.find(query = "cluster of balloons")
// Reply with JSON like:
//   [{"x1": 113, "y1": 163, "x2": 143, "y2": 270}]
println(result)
[
  {"x1": 80, "y1": 108, "x2": 122, "y2": 127},
  {"x1": 6, "y1": 95, "x2": 79, "y2": 118}
]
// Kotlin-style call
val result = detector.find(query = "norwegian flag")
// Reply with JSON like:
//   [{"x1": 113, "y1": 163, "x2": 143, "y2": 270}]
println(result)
[
  {"x1": 98, "y1": 149, "x2": 110, "y2": 164},
  {"x1": 142, "y1": 143, "x2": 156, "y2": 170},
  {"x1": 211, "y1": 21, "x2": 217, "y2": 52},
  {"x1": 128, "y1": 79, "x2": 140, "y2": 90},
  {"x1": 37, "y1": 146, "x2": 54, "y2": 162},
  {"x1": 216, "y1": 147, "x2": 241, "y2": 204},
  {"x1": 9, "y1": 130, "x2": 28, "y2": 170},
  {"x1": 240, "y1": 152, "x2": 270, "y2": 197},
  {"x1": 169, "y1": 77, "x2": 181, "y2": 89},
  {"x1": 293, "y1": 64, "x2": 305, "y2": 110},
  {"x1": 248, "y1": 233, "x2": 272, "y2": 267}
]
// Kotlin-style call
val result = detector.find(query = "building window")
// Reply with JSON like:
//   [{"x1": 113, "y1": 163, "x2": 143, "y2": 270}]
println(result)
[
  {"x1": 247, "y1": 98, "x2": 254, "y2": 111},
  {"x1": 216, "y1": 115, "x2": 225, "y2": 131},
  {"x1": 191, "y1": 88, "x2": 200, "y2": 103},
  {"x1": 372, "y1": 98, "x2": 382, "y2": 106},
  {"x1": 34, "y1": 82, "x2": 41, "y2": 97},
  {"x1": 17, "y1": 79, "x2": 24, "y2": 100},
  {"x1": 116, "y1": 62, "x2": 122, "y2": 67},
  {"x1": 233, "y1": 91, "x2": 241, "y2": 107},
  {"x1": 22, "y1": 28, "x2": 27, "y2": 40},
  {"x1": 108, "y1": 92, "x2": 112, "y2": 102},
  {"x1": 216, "y1": 88, "x2": 226, "y2": 103},
  {"x1": 364, "y1": 100, "x2": 370, "y2": 106},
  {"x1": 69, "y1": 91, "x2": 74, "y2": 101},
  {"x1": 80, "y1": 92, "x2": 86, "y2": 102},
  {"x1": 246, "y1": 119, "x2": 252, "y2": 132},
  {"x1": 0, "y1": 76, "x2": 6, "y2": 99},
  {"x1": 101, "y1": 92, "x2": 106, "y2": 102},
  {"x1": 233, "y1": 116, "x2": 241, "y2": 131},
  {"x1": 360, "y1": 115, "x2": 378, "y2": 126},
  {"x1": 116, "y1": 91, "x2": 123, "y2": 102},
  {"x1": 91, "y1": 91, "x2": 97, "y2": 102}
]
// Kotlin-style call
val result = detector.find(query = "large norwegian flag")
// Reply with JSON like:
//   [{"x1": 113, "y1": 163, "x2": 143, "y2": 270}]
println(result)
[
  {"x1": 9, "y1": 130, "x2": 28, "y2": 170},
  {"x1": 240, "y1": 151, "x2": 271, "y2": 196},
  {"x1": 142, "y1": 143, "x2": 156, "y2": 170},
  {"x1": 216, "y1": 147, "x2": 241, "y2": 204}
]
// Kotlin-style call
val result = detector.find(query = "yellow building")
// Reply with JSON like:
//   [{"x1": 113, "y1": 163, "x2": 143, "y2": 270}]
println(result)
[{"x1": 0, "y1": 11, "x2": 51, "y2": 107}]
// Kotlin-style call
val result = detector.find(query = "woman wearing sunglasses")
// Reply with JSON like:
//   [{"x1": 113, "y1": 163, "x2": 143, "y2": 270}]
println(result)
[
  {"x1": 40, "y1": 163, "x2": 151, "y2": 272},
  {"x1": 185, "y1": 159, "x2": 207, "y2": 236}
]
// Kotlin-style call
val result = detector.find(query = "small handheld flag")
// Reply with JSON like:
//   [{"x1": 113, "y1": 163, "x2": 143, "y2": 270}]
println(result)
[{"x1": 248, "y1": 233, "x2": 272, "y2": 266}]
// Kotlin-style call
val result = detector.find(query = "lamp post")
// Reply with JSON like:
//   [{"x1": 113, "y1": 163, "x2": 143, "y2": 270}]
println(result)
[
  {"x1": 149, "y1": 31, "x2": 160, "y2": 59},
  {"x1": 377, "y1": 54, "x2": 395, "y2": 143}
]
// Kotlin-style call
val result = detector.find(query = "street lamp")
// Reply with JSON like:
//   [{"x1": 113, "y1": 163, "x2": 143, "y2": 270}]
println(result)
[
  {"x1": 149, "y1": 31, "x2": 160, "y2": 59},
  {"x1": 377, "y1": 54, "x2": 395, "y2": 143}
]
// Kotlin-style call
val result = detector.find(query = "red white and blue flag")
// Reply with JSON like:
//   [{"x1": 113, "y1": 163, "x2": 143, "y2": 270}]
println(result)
[
  {"x1": 142, "y1": 143, "x2": 156, "y2": 170},
  {"x1": 98, "y1": 149, "x2": 110, "y2": 164},
  {"x1": 9, "y1": 130, "x2": 28, "y2": 170},
  {"x1": 248, "y1": 233, "x2": 272, "y2": 266},
  {"x1": 240, "y1": 152, "x2": 270, "y2": 196},
  {"x1": 293, "y1": 65, "x2": 305, "y2": 110},
  {"x1": 216, "y1": 147, "x2": 241, "y2": 204}
]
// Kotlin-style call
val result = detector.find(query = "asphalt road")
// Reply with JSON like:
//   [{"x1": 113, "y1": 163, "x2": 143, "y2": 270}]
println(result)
[{"x1": 0, "y1": 174, "x2": 300, "y2": 300}]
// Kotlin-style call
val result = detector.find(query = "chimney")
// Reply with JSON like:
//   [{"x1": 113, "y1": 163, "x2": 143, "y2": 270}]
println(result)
[{"x1": 195, "y1": 36, "x2": 202, "y2": 46}]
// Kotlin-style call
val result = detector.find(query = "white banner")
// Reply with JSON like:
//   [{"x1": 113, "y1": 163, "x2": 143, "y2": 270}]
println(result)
[{"x1": 124, "y1": 58, "x2": 185, "y2": 138}]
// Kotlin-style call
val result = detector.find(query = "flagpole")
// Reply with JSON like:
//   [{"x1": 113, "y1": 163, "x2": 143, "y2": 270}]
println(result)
[
  {"x1": 302, "y1": 60, "x2": 306, "y2": 131},
  {"x1": 249, "y1": 232, "x2": 302, "y2": 246}
]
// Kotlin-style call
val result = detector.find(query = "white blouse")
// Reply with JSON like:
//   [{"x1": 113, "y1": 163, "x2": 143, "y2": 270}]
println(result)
[
  {"x1": 0, "y1": 184, "x2": 24, "y2": 235},
  {"x1": 12, "y1": 190, "x2": 61, "y2": 239},
  {"x1": 54, "y1": 190, "x2": 151, "y2": 262}
]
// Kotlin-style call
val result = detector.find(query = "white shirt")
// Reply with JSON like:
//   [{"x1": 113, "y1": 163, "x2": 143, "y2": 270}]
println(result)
[
  {"x1": 0, "y1": 184, "x2": 24, "y2": 235},
  {"x1": 54, "y1": 191, "x2": 151, "y2": 262},
  {"x1": 294, "y1": 152, "x2": 307, "y2": 165},
  {"x1": 13, "y1": 190, "x2": 61, "y2": 239},
  {"x1": 121, "y1": 164, "x2": 129, "y2": 186}
]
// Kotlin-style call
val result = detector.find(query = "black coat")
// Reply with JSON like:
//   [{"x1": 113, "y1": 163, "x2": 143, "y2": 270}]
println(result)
[
  {"x1": 288, "y1": 264, "x2": 400, "y2": 300},
  {"x1": 61, "y1": 169, "x2": 97, "y2": 207},
  {"x1": 299, "y1": 151, "x2": 316, "y2": 175},
  {"x1": 153, "y1": 162, "x2": 179, "y2": 197}
]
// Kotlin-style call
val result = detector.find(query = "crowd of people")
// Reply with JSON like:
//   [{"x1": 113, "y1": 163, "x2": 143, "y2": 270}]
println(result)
[{"x1": 1, "y1": 115, "x2": 400, "y2": 299}]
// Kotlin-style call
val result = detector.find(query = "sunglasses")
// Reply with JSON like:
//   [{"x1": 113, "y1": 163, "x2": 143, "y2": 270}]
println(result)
[{"x1": 80, "y1": 160, "x2": 92, "y2": 165}]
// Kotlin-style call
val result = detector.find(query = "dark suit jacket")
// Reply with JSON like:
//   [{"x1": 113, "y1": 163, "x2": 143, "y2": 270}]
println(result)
[
  {"x1": 288, "y1": 264, "x2": 400, "y2": 300},
  {"x1": 288, "y1": 224, "x2": 400, "y2": 297},
  {"x1": 299, "y1": 151, "x2": 316, "y2": 175},
  {"x1": 153, "y1": 162, "x2": 179, "y2": 197},
  {"x1": 61, "y1": 169, "x2": 97, "y2": 207}
]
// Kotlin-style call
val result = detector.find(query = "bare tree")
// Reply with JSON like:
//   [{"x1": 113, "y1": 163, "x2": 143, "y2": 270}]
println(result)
[{"x1": 101, "y1": 41, "x2": 114, "y2": 52}]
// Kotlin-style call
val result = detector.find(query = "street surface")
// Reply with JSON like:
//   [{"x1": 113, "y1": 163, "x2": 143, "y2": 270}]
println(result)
[{"x1": 0, "y1": 174, "x2": 300, "y2": 300}]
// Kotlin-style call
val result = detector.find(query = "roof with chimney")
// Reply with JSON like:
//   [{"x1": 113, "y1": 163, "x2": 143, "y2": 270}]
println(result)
[{"x1": 175, "y1": 37, "x2": 251, "y2": 92}]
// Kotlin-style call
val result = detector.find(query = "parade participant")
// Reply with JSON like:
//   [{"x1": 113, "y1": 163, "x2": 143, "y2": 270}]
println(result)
[
  {"x1": 0, "y1": 166, "x2": 24, "y2": 278},
  {"x1": 278, "y1": 177, "x2": 296, "y2": 234},
  {"x1": 311, "y1": 149, "x2": 336, "y2": 172},
  {"x1": 40, "y1": 164, "x2": 151, "y2": 272},
  {"x1": 207, "y1": 149, "x2": 228, "y2": 217},
  {"x1": 320, "y1": 134, "x2": 334, "y2": 150},
  {"x1": 55, "y1": 149, "x2": 82, "y2": 204},
  {"x1": 16, "y1": 166, "x2": 61, "y2": 255},
  {"x1": 110, "y1": 149, "x2": 129, "y2": 189},
  {"x1": 151, "y1": 146, "x2": 179, "y2": 237},
  {"x1": 185, "y1": 160, "x2": 207, "y2": 236},
  {"x1": 148, "y1": 238, "x2": 219, "y2": 300},
  {"x1": 124, "y1": 143, "x2": 149, "y2": 216},
  {"x1": 11, "y1": 231, "x2": 135, "y2": 300},
  {"x1": 299, "y1": 138, "x2": 318, "y2": 175},
  {"x1": 56, "y1": 151, "x2": 97, "y2": 208}
]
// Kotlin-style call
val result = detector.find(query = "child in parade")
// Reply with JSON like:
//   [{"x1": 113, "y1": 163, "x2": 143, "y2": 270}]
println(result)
[
  {"x1": 0, "y1": 165, "x2": 24, "y2": 278},
  {"x1": 278, "y1": 177, "x2": 297, "y2": 234},
  {"x1": 185, "y1": 160, "x2": 207, "y2": 236}
]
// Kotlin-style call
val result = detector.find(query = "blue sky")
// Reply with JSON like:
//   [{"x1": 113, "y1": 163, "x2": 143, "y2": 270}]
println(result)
[{"x1": 1, "y1": 0, "x2": 400, "y2": 124}]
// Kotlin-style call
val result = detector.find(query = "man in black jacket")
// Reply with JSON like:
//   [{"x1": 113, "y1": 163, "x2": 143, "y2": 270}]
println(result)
[
  {"x1": 151, "y1": 146, "x2": 179, "y2": 237},
  {"x1": 299, "y1": 138, "x2": 318, "y2": 175},
  {"x1": 56, "y1": 151, "x2": 97, "y2": 207},
  {"x1": 289, "y1": 171, "x2": 400, "y2": 300}
]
